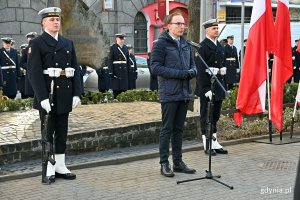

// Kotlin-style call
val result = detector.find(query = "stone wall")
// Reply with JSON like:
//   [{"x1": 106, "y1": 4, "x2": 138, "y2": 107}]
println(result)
[
  {"x1": 0, "y1": 0, "x2": 47, "y2": 48},
  {"x1": 0, "y1": 115, "x2": 200, "y2": 164}
]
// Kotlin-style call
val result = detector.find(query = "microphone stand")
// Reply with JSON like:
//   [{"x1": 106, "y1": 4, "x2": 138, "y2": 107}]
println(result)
[{"x1": 177, "y1": 41, "x2": 233, "y2": 190}]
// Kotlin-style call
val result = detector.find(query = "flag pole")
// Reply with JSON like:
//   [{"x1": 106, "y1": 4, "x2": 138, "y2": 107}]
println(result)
[
  {"x1": 291, "y1": 100, "x2": 297, "y2": 139},
  {"x1": 266, "y1": 52, "x2": 273, "y2": 142}
]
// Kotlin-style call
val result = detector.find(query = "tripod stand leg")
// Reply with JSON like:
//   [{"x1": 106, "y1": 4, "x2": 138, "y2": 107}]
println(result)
[{"x1": 211, "y1": 177, "x2": 234, "y2": 189}]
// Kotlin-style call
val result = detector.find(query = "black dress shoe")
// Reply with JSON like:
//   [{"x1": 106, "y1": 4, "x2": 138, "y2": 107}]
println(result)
[
  {"x1": 55, "y1": 172, "x2": 76, "y2": 180},
  {"x1": 160, "y1": 163, "x2": 174, "y2": 177},
  {"x1": 49, "y1": 175, "x2": 55, "y2": 182},
  {"x1": 204, "y1": 149, "x2": 217, "y2": 156},
  {"x1": 173, "y1": 161, "x2": 196, "y2": 174},
  {"x1": 214, "y1": 148, "x2": 228, "y2": 154}
]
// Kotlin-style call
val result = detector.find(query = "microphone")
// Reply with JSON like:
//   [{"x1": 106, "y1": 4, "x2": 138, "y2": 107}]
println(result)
[{"x1": 187, "y1": 40, "x2": 201, "y2": 48}]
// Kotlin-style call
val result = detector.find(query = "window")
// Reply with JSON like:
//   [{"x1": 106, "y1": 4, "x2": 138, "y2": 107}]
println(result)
[{"x1": 134, "y1": 12, "x2": 147, "y2": 53}]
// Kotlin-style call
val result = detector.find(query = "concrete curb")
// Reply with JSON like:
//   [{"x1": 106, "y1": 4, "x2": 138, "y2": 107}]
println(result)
[{"x1": 0, "y1": 133, "x2": 296, "y2": 182}]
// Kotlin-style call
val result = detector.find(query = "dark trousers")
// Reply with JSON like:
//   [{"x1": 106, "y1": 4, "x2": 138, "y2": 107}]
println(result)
[
  {"x1": 113, "y1": 90, "x2": 126, "y2": 99},
  {"x1": 39, "y1": 111, "x2": 69, "y2": 154},
  {"x1": 159, "y1": 101, "x2": 188, "y2": 164},
  {"x1": 200, "y1": 94, "x2": 222, "y2": 135}
]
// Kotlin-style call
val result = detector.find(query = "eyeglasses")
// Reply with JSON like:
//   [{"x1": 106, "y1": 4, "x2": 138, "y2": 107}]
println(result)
[{"x1": 170, "y1": 22, "x2": 186, "y2": 26}]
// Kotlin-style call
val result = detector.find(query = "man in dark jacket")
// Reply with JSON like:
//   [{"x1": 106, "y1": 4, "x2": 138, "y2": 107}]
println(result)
[
  {"x1": 292, "y1": 39, "x2": 300, "y2": 83},
  {"x1": 224, "y1": 35, "x2": 239, "y2": 90},
  {"x1": 194, "y1": 19, "x2": 228, "y2": 156},
  {"x1": 151, "y1": 12, "x2": 197, "y2": 177},
  {"x1": 27, "y1": 7, "x2": 81, "y2": 183}
]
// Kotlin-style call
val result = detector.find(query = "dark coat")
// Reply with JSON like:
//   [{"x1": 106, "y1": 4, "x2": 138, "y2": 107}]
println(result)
[
  {"x1": 147, "y1": 56, "x2": 158, "y2": 91},
  {"x1": 96, "y1": 67, "x2": 110, "y2": 90},
  {"x1": 19, "y1": 45, "x2": 34, "y2": 96},
  {"x1": 108, "y1": 43, "x2": 130, "y2": 91},
  {"x1": 150, "y1": 30, "x2": 197, "y2": 103},
  {"x1": 27, "y1": 32, "x2": 82, "y2": 114},
  {"x1": 0, "y1": 47, "x2": 19, "y2": 96},
  {"x1": 128, "y1": 53, "x2": 137, "y2": 89},
  {"x1": 293, "y1": 46, "x2": 300, "y2": 83},
  {"x1": 224, "y1": 44, "x2": 239, "y2": 84},
  {"x1": 79, "y1": 65, "x2": 87, "y2": 95},
  {"x1": 194, "y1": 37, "x2": 226, "y2": 101}
]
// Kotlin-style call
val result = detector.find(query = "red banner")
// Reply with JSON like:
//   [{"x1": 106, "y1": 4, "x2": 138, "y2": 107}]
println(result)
[{"x1": 158, "y1": 0, "x2": 166, "y2": 20}]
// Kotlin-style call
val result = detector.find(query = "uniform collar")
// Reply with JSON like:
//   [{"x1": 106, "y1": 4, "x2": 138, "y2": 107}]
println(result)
[
  {"x1": 44, "y1": 29, "x2": 58, "y2": 41},
  {"x1": 206, "y1": 35, "x2": 217, "y2": 46}
]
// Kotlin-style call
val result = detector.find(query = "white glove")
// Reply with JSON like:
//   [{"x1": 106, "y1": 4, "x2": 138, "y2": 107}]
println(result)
[
  {"x1": 236, "y1": 68, "x2": 240, "y2": 73},
  {"x1": 292, "y1": 56, "x2": 295, "y2": 60},
  {"x1": 205, "y1": 90, "x2": 212, "y2": 101},
  {"x1": 208, "y1": 67, "x2": 219, "y2": 75},
  {"x1": 72, "y1": 96, "x2": 81, "y2": 108},
  {"x1": 294, "y1": 66, "x2": 296, "y2": 69},
  {"x1": 220, "y1": 67, "x2": 227, "y2": 75},
  {"x1": 41, "y1": 99, "x2": 51, "y2": 113}
]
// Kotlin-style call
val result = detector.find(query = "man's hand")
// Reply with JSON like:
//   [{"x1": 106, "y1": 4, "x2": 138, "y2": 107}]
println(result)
[
  {"x1": 205, "y1": 90, "x2": 212, "y2": 101},
  {"x1": 187, "y1": 69, "x2": 196, "y2": 79},
  {"x1": 41, "y1": 99, "x2": 51, "y2": 113},
  {"x1": 72, "y1": 96, "x2": 81, "y2": 108}
]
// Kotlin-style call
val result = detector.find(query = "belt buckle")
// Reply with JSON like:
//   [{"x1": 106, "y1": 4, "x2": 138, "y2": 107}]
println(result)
[{"x1": 60, "y1": 70, "x2": 66, "y2": 76}]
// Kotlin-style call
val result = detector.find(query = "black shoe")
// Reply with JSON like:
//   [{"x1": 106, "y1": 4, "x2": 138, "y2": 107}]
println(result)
[
  {"x1": 55, "y1": 172, "x2": 76, "y2": 180},
  {"x1": 204, "y1": 149, "x2": 217, "y2": 156},
  {"x1": 42, "y1": 176, "x2": 55, "y2": 185},
  {"x1": 214, "y1": 148, "x2": 228, "y2": 154},
  {"x1": 173, "y1": 161, "x2": 196, "y2": 174},
  {"x1": 49, "y1": 175, "x2": 55, "y2": 182},
  {"x1": 160, "y1": 163, "x2": 175, "y2": 177}
]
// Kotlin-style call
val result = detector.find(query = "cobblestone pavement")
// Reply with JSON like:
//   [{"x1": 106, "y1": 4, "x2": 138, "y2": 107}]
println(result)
[
  {"x1": 0, "y1": 141, "x2": 298, "y2": 200},
  {"x1": 0, "y1": 102, "x2": 198, "y2": 145}
]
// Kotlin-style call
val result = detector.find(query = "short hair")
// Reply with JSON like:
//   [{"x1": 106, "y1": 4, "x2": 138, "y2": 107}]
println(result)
[{"x1": 166, "y1": 12, "x2": 183, "y2": 25}]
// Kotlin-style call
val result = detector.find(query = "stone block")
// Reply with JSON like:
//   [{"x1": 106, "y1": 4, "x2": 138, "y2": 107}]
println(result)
[
  {"x1": 16, "y1": 8, "x2": 23, "y2": 21},
  {"x1": 0, "y1": 8, "x2": 16, "y2": 22},
  {"x1": 118, "y1": 12, "x2": 134, "y2": 24},
  {"x1": 8, "y1": 0, "x2": 30, "y2": 8},
  {"x1": 132, "y1": 0, "x2": 143, "y2": 11},
  {"x1": 24, "y1": 9, "x2": 40, "y2": 23},
  {"x1": 120, "y1": 24, "x2": 133, "y2": 34},
  {"x1": 0, "y1": 0, "x2": 6, "y2": 10},
  {"x1": 31, "y1": 0, "x2": 47, "y2": 12},
  {"x1": 123, "y1": 1, "x2": 138, "y2": 17},
  {"x1": 20, "y1": 22, "x2": 40, "y2": 36},
  {"x1": 108, "y1": 11, "x2": 118, "y2": 23}
]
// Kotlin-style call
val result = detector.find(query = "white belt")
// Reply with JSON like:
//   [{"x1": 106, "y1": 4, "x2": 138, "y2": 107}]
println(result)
[
  {"x1": 43, "y1": 69, "x2": 66, "y2": 76},
  {"x1": 226, "y1": 58, "x2": 236, "y2": 61},
  {"x1": 113, "y1": 61, "x2": 126, "y2": 64},
  {"x1": 103, "y1": 66, "x2": 108, "y2": 69},
  {"x1": 1, "y1": 66, "x2": 16, "y2": 69}
]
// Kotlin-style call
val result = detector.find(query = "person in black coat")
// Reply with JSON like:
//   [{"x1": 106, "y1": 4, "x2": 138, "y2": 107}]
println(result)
[
  {"x1": 19, "y1": 32, "x2": 38, "y2": 98},
  {"x1": 78, "y1": 64, "x2": 87, "y2": 96},
  {"x1": 194, "y1": 19, "x2": 228, "y2": 156},
  {"x1": 0, "y1": 37, "x2": 19, "y2": 99},
  {"x1": 127, "y1": 44, "x2": 137, "y2": 90},
  {"x1": 27, "y1": 7, "x2": 81, "y2": 183},
  {"x1": 108, "y1": 33, "x2": 130, "y2": 99},
  {"x1": 292, "y1": 39, "x2": 300, "y2": 83},
  {"x1": 147, "y1": 52, "x2": 158, "y2": 91},
  {"x1": 224, "y1": 35, "x2": 239, "y2": 90},
  {"x1": 18, "y1": 44, "x2": 28, "y2": 99}
]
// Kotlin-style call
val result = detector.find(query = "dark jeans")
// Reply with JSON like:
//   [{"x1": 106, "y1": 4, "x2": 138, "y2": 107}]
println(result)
[
  {"x1": 200, "y1": 94, "x2": 222, "y2": 135},
  {"x1": 39, "y1": 111, "x2": 69, "y2": 154},
  {"x1": 159, "y1": 101, "x2": 189, "y2": 164}
]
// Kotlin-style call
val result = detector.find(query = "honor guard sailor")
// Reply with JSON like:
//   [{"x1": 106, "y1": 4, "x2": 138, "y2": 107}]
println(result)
[
  {"x1": 127, "y1": 44, "x2": 137, "y2": 90},
  {"x1": 0, "y1": 37, "x2": 19, "y2": 99},
  {"x1": 108, "y1": 33, "x2": 130, "y2": 98},
  {"x1": 27, "y1": 7, "x2": 81, "y2": 183},
  {"x1": 19, "y1": 32, "x2": 38, "y2": 98},
  {"x1": 224, "y1": 35, "x2": 239, "y2": 90},
  {"x1": 194, "y1": 19, "x2": 228, "y2": 155}
]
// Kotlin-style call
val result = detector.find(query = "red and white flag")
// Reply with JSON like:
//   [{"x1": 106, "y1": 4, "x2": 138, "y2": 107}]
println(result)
[
  {"x1": 235, "y1": 0, "x2": 275, "y2": 125},
  {"x1": 270, "y1": 0, "x2": 293, "y2": 132}
]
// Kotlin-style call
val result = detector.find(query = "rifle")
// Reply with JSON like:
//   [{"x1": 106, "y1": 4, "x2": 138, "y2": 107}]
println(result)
[{"x1": 41, "y1": 80, "x2": 55, "y2": 184}]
